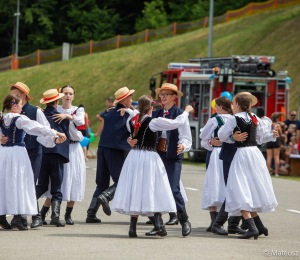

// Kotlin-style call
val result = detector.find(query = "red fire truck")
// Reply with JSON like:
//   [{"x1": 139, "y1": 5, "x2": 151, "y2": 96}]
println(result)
[{"x1": 149, "y1": 55, "x2": 292, "y2": 161}]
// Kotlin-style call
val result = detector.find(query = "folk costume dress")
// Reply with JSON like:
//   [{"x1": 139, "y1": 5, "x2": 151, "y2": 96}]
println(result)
[
  {"x1": 111, "y1": 111, "x2": 190, "y2": 216},
  {"x1": 218, "y1": 112, "x2": 278, "y2": 216},
  {"x1": 43, "y1": 105, "x2": 86, "y2": 202},
  {"x1": 0, "y1": 113, "x2": 57, "y2": 216},
  {"x1": 199, "y1": 114, "x2": 232, "y2": 211}
]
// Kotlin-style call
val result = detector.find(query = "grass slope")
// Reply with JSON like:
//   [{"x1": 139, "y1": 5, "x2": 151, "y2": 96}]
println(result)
[{"x1": 0, "y1": 5, "x2": 299, "y2": 142}]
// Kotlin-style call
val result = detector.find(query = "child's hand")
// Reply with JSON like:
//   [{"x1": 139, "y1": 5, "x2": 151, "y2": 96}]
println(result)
[
  {"x1": 1, "y1": 135, "x2": 8, "y2": 145},
  {"x1": 117, "y1": 108, "x2": 127, "y2": 116}
]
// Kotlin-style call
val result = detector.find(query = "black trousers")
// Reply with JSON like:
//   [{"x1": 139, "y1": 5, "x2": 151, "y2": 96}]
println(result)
[{"x1": 27, "y1": 147, "x2": 42, "y2": 186}]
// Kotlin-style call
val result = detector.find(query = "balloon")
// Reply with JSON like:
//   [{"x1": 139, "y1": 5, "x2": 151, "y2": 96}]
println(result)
[
  {"x1": 88, "y1": 128, "x2": 92, "y2": 134},
  {"x1": 89, "y1": 132, "x2": 96, "y2": 143},
  {"x1": 211, "y1": 99, "x2": 216, "y2": 109},
  {"x1": 220, "y1": 91, "x2": 232, "y2": 101},
  {"x1": 80, "y1": 136, "x2": 89, "y2": 148}
]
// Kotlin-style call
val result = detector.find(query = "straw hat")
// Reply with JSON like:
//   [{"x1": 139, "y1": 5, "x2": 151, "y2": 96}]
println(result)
[
  {"x1": 40, "y1": 89, "x2": 64, "y2": 104},
  {"x1": 155, "y1": 83, "x2": 183, "y2": 98},
  {"x1": 237, "y1": 92, "x2": 258, "y2": 106},
  {"x1": 114, "y1": 87, "x2": 135, "y2": 104},
  {"x1": 9, "y1": 82, "x2": 33, "y2": 100}
]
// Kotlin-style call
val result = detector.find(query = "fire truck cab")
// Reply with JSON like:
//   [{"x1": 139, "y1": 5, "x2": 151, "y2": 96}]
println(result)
[{"x1": 150, "y1": 56, "x2": 292, "y2": 161}]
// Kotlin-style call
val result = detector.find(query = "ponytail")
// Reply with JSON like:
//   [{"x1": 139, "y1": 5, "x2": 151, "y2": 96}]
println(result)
[{"x1": 0, "y1": 108, "x2": 4, "y2": 125}]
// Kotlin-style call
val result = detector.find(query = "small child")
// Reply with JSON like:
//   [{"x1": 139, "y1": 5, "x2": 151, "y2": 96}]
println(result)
[
  {"x1": 289, "y1": 136, "x2": 299, "y2": 155},
  {"x1": 286, "y1": 123, "x2": 297, "y2": 145}
]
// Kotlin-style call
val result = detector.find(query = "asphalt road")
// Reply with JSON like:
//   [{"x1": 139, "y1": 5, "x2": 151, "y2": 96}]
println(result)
[{"x1": 1, "y1": 160, "x2": 299, "y2": 260}]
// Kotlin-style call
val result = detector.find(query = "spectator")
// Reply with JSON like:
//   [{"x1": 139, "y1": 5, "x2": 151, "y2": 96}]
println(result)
[
  {"x1": 278, "y1": 121, "x2": 287, "y2": 133},
  {"x1": 152, "y1": 100, "x2": 162, "y2": 111},
  {"x1": 284, "y1": 110, "x2": 300, "y2": 142},
  {"x1": 286, "y1": 123, "x2": 297, "y2": 145},
  {"x1": 289, "y1": 136, "x2": 299, "y2": 155},
  {"x1": 266, "y1": 113, "x2": 282, "y2": 177},
  {"x1": 77, "y1": 104, "x2": 90, "y2": 161},
  {"x1": 278, "y1": 134, "x2": 289, "y2": 175}
]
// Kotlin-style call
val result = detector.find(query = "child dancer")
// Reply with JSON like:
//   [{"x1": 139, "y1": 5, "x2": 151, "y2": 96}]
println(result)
[
  {"x1": 199, "y1": 96, "x2": 233, "y2": 232},
  {"x1": 40, "y1": 85, "x2": 86, "y2": 225},
  {"x1": 218, "y1": 94, "x2": 278, "y2": 239},
  {"x1": 111, "y1": 95, "x2": 193, "y2": 237},
  {"x1": 0, "y1": 94, "x2": 65, "y2": 230}
]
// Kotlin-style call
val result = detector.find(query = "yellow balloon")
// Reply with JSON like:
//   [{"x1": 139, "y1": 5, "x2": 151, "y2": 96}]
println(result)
[{"x1": 211, "y1": 99, "x2": 216, "y2": 109}]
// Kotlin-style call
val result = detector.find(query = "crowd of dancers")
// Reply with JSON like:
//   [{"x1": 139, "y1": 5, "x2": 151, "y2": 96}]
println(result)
[{"x1": 0, "y1": 82, "x2": 278, "y2": 240}]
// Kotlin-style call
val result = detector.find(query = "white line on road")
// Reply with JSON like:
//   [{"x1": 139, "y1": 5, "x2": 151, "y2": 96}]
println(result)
[
  {"x1": 185, "y1": 187, "x2": 199, "y2": 191},
  {"x1": 92, "y1": 168, "x2": 97, "y2": 170},
  {"x1": 85, "y1": 166, "x2": 89, "y2": 168},
  {"x1": 287, "y1": 209, "x2": 300, "y2": 214}
]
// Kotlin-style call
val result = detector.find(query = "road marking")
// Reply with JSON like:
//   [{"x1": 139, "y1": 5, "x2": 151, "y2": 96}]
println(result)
[
  {"x1": 86, "y1": 166, "x2": 89, "y2": 168},
  {"x1": 287, "y1": 209, "x2": 300, "y2": 214},
  {"x1": 92, "y1": 168, "x2": 97, "y2": 170},
  {"x1": 185, "y1": 187, "x2": 199, "y2": 191}
]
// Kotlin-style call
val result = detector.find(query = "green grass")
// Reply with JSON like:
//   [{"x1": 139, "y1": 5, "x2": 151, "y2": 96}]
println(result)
[
  {"x1": 271, "y1": 175, "x2": 300, "y2": 181},
  {"x1": 1, "y1": 5, "x2": 300, "y2": 137},
  {"x1": 182, "y1": 160, "x2": 206, "y2": 168}
]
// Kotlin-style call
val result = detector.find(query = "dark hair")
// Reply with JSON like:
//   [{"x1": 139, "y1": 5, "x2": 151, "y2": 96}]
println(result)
[
  {"x1": 278, "y1": 121, "x2": 287, "y2": 132},
  {"x1": 0, "y1": 94, "x2": 22, "y2": 124},
  {"x1": 78, "y1": 104, "x2": 84, "y2": 108},
  {"x1": 215, "y1": 96, "x2": 233, "y2": 115},
  {"x1": 133, "y1": 95, "x2": 153, "y2": 137},
  {"x1": 234, "y1": 94, "x2": 257, "y2": 128},
  {"x1": 46, "y1": 100, "x2": 59, "y2": 107},
  {"x1": 153, "y1": 101, "x2": 162, "y2": 111},
  {"x1": 271, "y1": 112, "x2": 280, "y2": 123},
  {"x1": 61, "y1": 85, "x2": 75, "y2": 95},
  {"x1": 106, "y1": 97, "x2": 114, "y2": 103},
  {"x1": 280, "y1": 134, "x2": 286, "y2": 146}
]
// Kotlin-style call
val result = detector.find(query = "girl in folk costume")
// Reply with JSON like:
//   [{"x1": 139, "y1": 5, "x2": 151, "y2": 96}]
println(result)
[
  {"x1": 199, "y1": 96, "x2": 234, "y2": 232},
  {"x1": 0, "y1": 94, "x2": 65, "y2": 230},
  {"x1": 40, "y1": 86, "x2": 86, "y2": 225},
  {"x1": 218, "y1": 94, "x2": 278, "y2": 240},
  {"x1": 111, "y1": 95, "x2": 194, "y2": 237}
]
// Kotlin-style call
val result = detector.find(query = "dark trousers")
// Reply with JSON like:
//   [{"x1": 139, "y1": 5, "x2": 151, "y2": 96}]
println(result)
[
  {"x1": 27, "y1": 147, "x2": 42, "y2": 186},
  {"x1": 221, "y1": 160, "x2": 232, "y2": 208},
  {"x1": 206, "y1": 150, "x2": 212, "y2": 170},
  {"x1": 36, "y1": 154, "x2": 64, "y2": 202},
  {"x1": 93, "y1": 147, "x2": 126, "y2": 198},
  {"x1": 158, "y1": 151, "x2": 185, "y2": 213}
]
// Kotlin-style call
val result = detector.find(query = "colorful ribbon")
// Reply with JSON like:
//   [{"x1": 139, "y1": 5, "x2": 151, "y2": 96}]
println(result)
[
  {"x1": 164, "y1": 111, "x2": 169, "y2": 116},
  {"x1": 12, "y1": 99, "x2": 16, "y2": 105},
  {"x1": 251, "y1": 115, "x2": 259, "y2": 126},
  {"x1": 132, "y1": 114, "x2": 141, "y2": 131}
]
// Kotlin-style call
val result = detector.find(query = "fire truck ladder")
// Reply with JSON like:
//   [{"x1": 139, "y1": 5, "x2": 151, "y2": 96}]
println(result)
[{"x1": 275, "y1": 71, "x2": 288, "y2": 115}]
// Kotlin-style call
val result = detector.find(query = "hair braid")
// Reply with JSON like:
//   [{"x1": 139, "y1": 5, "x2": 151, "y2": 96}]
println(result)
[{"x1": 235, "y1": 94, "x2": 257, "y2": 128}]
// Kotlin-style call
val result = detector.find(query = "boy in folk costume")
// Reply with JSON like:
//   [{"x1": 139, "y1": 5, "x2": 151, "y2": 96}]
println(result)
[
  {"x1": 35, "y1": 89, "x2": 70, "y2": 227},
  {"x1": 1, "y1": 82, "x2": 54, "y2": 228}
]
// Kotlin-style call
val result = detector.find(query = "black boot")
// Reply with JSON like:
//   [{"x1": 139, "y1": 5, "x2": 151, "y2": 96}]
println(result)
[
  {"x1": 129, "y1": 217, "x2": 137, "y2": 238},
  {"x1": 145, "y1": 217, "x2": 158, "y2": 236},
  {"x1": 228, "y1": 216, "x2": 247, "y2": 234},
  {"x1": 86, "y1": 197, "x2": 102, "y2": 223},
  {"x1": 177, "y1": 209, "x2": 191, "y2": 237},
  {"x1": 154, "y1": 213, "x2": 167, "y2": 237},
  {"x1": 240, "y1": 217, "x2": 248, "y2": 231},
  {"x1": 49, "y1": 201, "x2": 65, "y2": 227},
  {"x1": 238, "y1": 218, "x2": 259, "y2": 240},
  {"x1": 211, "y1": 204, "x2": 228, "y2": 235},
  {"x1": 0, "y1": 215, "x2": 12, "y2": 229},
  {"x1": 253, "y1": 215, "x2": 268, "y2": 237},
  {"x1": 65, "y1": 207, "x2": 74, "y2": 225},
  {"x1": 21, "y1": 216, "x2": 28, "y2": 228},
  {"x1": 206, "y1": 211, "x2": 218, "y2": 232},
  {"x1": 40, "y1": 206, "x2": 50, "y2": 225},
  {"x1": 145, "y1": 219, "x2": 152, "y2": 224},
  {"x1": 97, "y1": 185, "x2": 116, "y2": 216},
  {"x1": 11, "y1": 215, "x2": 28, "y2": 230},
  {"x1": 165, "y1": 212, "x2": 179, "y2": 225},
  {"x1": 31, "y1": 202, "x2": 43, "y2": 228}
]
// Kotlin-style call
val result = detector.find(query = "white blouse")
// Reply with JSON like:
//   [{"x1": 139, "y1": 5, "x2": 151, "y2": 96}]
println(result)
[
  {"x1": 218, "y1": 112, "x2": 275, "y2": 145},
  {"x1": 57, "y1": 105, "x2": 84, "y2": 142},
  {"x1": 0, "y1": 113, "x2": 57, "y2": 148},
  {"x1": 199, "y1": 114, "x2": 233, "y2": 151}
]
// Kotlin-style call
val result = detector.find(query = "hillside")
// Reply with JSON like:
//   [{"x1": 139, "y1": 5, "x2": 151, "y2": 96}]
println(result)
[{"x1": 0, "y1": 5, "x2": 299, "y2": 140}]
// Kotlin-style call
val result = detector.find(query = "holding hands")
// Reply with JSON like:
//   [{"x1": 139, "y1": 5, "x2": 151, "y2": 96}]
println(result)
[{"x1": 52, "y1": 114, "x2": 73, "y2": 124}]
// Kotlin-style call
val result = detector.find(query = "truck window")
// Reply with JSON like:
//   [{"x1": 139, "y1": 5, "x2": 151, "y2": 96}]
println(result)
[
  {"x1": 160, "y1": 74, "x2": 168, "y2": 87},
  {"x1": 172, "y1": 74, "x2": 178, "y2": 85}
]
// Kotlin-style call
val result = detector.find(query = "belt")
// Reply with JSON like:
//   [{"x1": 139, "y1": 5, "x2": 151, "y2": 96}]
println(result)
[
  {"x1": 70, "y1": 140, "x2": 79, "y2": 144},
  {"x1": 157, "y1": 138, "x2": 168, "y2": 152}
]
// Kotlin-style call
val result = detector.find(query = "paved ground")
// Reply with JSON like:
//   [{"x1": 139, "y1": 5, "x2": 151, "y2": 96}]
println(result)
[{"x1": 1, "y1": 159, "x2": 300, "y2": 260}]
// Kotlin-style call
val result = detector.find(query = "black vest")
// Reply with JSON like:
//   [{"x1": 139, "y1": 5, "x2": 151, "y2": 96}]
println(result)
[
  {"x1": 1, "y1": 116, "x2": 25, "y2": 147},
  {"x1": 130, "y1": 117, "x2": 157, "y2": 152},
  {"x1": 42, "y1": 106, "x2": 70, "y2": 163},
  {"x1": 21, "y1": 102, "x2": 40, "y2": 150},
  {"x1": 234, "y1": 116, "x2": 258, "y2": 148}
]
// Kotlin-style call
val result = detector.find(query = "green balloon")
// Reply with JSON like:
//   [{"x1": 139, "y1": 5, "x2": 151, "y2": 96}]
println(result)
[{"x1": 89, "y1": 132, "x2": 96, "y2": 143}]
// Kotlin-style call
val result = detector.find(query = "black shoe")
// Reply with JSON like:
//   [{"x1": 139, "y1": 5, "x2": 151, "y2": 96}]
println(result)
[
  {"x1": 0, "y1": 215, "x2": 12, "y2": 229},
  {"x1": 177, "y1": 210, "x2": 191, "y2": 237},
  {"x1": 154, "y1": 213, "x2": 167, "y2": 237},
  {"x1": 11, "y1": 215, "x2": 28, "y2": 231},
  {"x1": 97, "y1": 186, "x2": 116, "y2": 216},
  {"x1": 211, "y1": 204, "x2": 228, "y2": 236},
  {"x1": 49, "y1": 201, "x2": 65, "y2": 227},
  {"x1": 65, "y1": 207, "x2": 74, "y2": 225},
  {"x1": 165, "y1": 212, "x2": 178, "y2": 225},
  {"x1": 145, "y1": 217, "x2": 158, "y2": 236},
  {"x1": 40, "y1": 206, "x2": 50, "y2": 225},
  {"x1": 31, "y1": 214, "x2": 43, "y2": 228},
  {"x1": 129, "y1": 217, "x2": 137, "y2": 238},
  {"x1": 145, "y1": 220, "x2": 152, "y2": 224},
  {"x1": 228, "y1": 216, "x2": 246, "y2": 234},
  {"x1": 240, "y1": 217, "x2": 248, "y2": 231},
  {"x1": 21, "y1": 216, "x2": 28, "y2": 228},
  {"x1": 253, "y1": 215, "x2": 268, "y2": 237},
  {"x1": 206, "y1": 211, "x2": 218, "y2": 232},
  {"x1": 238, "y1": 218, "x2": 259, "y2": 240},
  {"x1": 86, "y1": 197, "x2": 102, "y2": 223}
]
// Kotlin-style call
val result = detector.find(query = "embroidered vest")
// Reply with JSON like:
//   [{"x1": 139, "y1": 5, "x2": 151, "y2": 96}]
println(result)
[
  {"x1": 1, "y1": 116, "x2": 25, "y2": 147},
  {"x1": 234, "y1": 116, "x2": 258, "y2": 148}
]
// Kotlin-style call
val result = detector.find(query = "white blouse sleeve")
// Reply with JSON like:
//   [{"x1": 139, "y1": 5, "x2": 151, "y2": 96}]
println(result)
[
  {"x1": 72, "y1": 107, "x2": 85, "y2": 126},
  {"x1": 201, "y1": 139, "x2": 213, "y2": 151},
  {"x1": 177, "y1": 117, "x2": 192, "y2": 153},
  {"x1": 69, "y1": 122, "x2": 84, "y2": 141},
  {"x1": 149, "y1": 111, "x2": 189, "y2": 132},
  {"x1": 36, "y1": 109, "x2": 51, "y2": 128},
  {"x1": 218, "y1": 116, "x2": 236, "y2": 143},
  {"x1": 256, "y1": 116, "x2": 275, "y2": 144},
  {"x1": 199, "y1": 118, "x2": 218, "y2": 151},
  {"x1": 16, "y1": 115, "x2": 57, "y2": 137},
  {"x1": 125, "y1": 108, "x2": 139, "y2": 118},
  {"x1": 36, "y1": 136, "x2": 56, "y2": 148}
]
